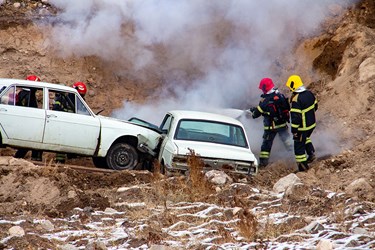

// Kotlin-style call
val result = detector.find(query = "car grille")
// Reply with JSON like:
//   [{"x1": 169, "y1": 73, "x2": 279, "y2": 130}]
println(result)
[{"x1": 171, "y1": 155, "x2": 257, "y2": 175}]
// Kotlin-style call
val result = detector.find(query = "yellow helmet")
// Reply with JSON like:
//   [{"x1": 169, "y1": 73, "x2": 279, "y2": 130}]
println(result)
[{"x1": 286, "y1": 75, "x2": 304, "y2": 91}]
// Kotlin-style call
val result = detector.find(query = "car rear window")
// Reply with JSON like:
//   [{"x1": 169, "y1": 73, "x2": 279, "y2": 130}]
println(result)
[{"x1": 175, "y1": 119, "x2": 248, "y2": 147}]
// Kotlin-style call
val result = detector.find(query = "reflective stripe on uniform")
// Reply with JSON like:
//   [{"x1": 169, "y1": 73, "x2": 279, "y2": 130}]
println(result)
[
  {"x1": 291, "y1": 102, "x2": 316, "y2": 131},
  {"x1": 56, "y1": 153, "x2": 66, "y2": 160},
  {"x1": 260, "y1": 151, "x2": 270, "y2": 159},
  {"x1": 264, "y1": 123, "x2": 287, "y2": 130},
  {"x1": 257, "y1": 106, "x2": 270, "y2": 116},
  {"x1": 290, "y1": 108, "x2": 301, "y2": 113},
  {"x1": 295, "y1": 154, "x2": 307, "y2": 162},
  {"x1": 257, "y1": 106, "x2": 264, "y2": 113},
  {"x1": 298, "y1": 123, "x2": 316, "y2": 131},
  {"x1": 291, "y1": 123, "x2": 299, "y2": 128},
  {"x1": 306, "y1": 137, "x2": 312, "y2": 144}
]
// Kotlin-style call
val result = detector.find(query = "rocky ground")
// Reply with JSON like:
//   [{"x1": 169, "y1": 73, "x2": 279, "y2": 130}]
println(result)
[{"x1": 0, "y1": 0, "x2": 374, "y2": 249}]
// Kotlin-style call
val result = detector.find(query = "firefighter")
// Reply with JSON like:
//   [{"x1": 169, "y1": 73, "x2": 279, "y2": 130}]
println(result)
[
  {"x1": 72, "y1": 81, "x2": 87, "y2": 99},
  {"x1": 52, "y1": 91, "x2": 74, "y2": 113},
  {"x1": 14, "y1": 75, "x2": 43, "y2": 161},
  {"x1": 249, "y1": 78, "x2": 293, "y2": 167},
  {"x1": 55, "y1": 81, "x2": 88, "y2": 163},
  {"x1": 285, "y1": 75, "x2": 318, "y2": 172}
]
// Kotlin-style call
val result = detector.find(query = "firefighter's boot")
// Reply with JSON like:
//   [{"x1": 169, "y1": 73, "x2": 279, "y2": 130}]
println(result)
[
  {"x1": 259, "y1": 158, "x2": 269, "y2": 168},
  {"x1": 31, "y1": 151, "x2": 43, "y2": 161},
  {"x1": 55, "y1": 153, "x2": 66, "y2": 164},
  {"x1": 307, "y1": 154, "x2": 316, "y2": 163},
  {"x1": 297, "y1": 161, "x2": 309, "y2": 172}
]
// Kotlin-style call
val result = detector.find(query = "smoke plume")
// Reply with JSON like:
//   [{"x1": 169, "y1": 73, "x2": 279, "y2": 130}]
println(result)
[{"x1": 47, "y1": 0, "x2": 357, "y2": 159}]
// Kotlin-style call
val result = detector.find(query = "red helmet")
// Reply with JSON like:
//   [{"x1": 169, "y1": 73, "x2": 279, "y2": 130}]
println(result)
[
  {"x1": 73, "y1": 82, "x2": 87, "y2": 96},
  {"x1": 259, "y1": 78, "x2": 275, "y2": 94},
  {"x1": 26, "y1": 75, "x2": 41, "y2": 81}
]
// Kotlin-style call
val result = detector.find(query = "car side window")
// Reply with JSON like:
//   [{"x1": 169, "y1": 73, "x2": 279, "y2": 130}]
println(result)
[
  {"x1": 0, "y1": 86, "x2": 43, "y2": 108},
  {"x1": 0, "y1": 86, "x2": 16, "y2": 105},
  {"x1": 76, "y1": 97, "x2": 90, "y2": 115}
]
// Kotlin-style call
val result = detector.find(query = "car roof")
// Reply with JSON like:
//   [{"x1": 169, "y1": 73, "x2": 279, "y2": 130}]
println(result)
[
  {"x1": 0, "y1": 78, "x2": 76, "y2": 92},
  {"x1": 168, "y1": 110, "x2": 244, "y2": 126}
]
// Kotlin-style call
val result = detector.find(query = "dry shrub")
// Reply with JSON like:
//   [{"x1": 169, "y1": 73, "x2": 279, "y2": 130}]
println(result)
[
  {"x1": 237, "y1": 208, "x2": 258, "y2": 241},
  {"x1": 187, "y1": 149, "x2": 205, "y2": 187},
  {"x1": 214, "y1": 225, "x2": 236, "y2": 244},
  {"x1": 186, "y1": 149, "x2": 214, "y2": 201},
  {"x1": 129, "y1": 151, "x2": 216, "y2": 236},
  {"x1": 125, "y1": 206, "x2": 152, "y2": 221},
  {"x1": 133, "y1": 222, "x2": 166, "y2": 245},
  {"x1": 259, "y1": 216, "x2": 306, "y2": 240},
  {"x1": 147, "y1": 149, "x2": 214, "y2": 205},
  {"x1": 330, "y1": 202, "x2": 346, "y2": 223},
  {"x1": 39, "y1": 165, "x2": 58, "y2": 177}
]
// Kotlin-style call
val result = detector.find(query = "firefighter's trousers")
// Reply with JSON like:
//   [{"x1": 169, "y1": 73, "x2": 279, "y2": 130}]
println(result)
[
  {"x1": 293, "y1": 129, "x2": 315, "y2": 164},
  {"x1": 260, "y1": 127, "x2": 293, "y2": 160}
]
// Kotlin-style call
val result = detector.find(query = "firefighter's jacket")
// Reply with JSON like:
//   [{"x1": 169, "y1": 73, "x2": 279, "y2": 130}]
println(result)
[
  {"x1": 290, "y1": 90, "x2": 318, "y2": 134},
  {"x1": 252, "y1": 91, "x2": 289, "y2": 131},
  {"x1": 53, "y1": 94, "x2": 74, "y2": 113}
]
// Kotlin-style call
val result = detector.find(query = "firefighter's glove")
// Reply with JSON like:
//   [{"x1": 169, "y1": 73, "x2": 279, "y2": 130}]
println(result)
[
  {"x1": 245, "y1": 107, "x2": 256, "y2": 119},
  {"x1": 245, "y1": 109, "x2": 252, "y2": 119},
  {"x1": 293, "y1": 132, "x2": 303, "y2": 142},
  {"x1": 249, "y1": 107, "x2": 257, "y2": 113}
]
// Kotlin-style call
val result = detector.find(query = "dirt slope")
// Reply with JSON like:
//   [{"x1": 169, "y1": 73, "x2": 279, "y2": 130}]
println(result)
[
  {"x1": 0, "y1": 0, "x2": 373, "y2": 216},
  {"x1": 0, "y1": 0, "x2": 374, "y2": 249},
  {"x1": 0, "y1": 0, "x2": 374, "y2": 210}
]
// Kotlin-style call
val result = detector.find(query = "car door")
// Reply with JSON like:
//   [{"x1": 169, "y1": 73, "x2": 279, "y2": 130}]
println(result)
[
  {"x1": 42, "y1": 89, "x2": 100, "y2": 155},
  {"x1": 158, "y1": 114, "x2": 176, "y2": 163},
  {"x1": 0, "y1": 85, "x2": 46, "y2": 146}
]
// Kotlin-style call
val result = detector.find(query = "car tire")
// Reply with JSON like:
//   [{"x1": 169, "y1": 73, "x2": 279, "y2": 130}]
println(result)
[
  {"x1": 106, "y1": 143, "x2": 138, "y2": 170},
  {"x1": 92, "y1": 157, "x2": 108, "y2": 168}
]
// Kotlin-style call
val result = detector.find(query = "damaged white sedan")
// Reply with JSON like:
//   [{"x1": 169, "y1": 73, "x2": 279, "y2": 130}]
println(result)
[
  {"x1": 0, "y1": 78, "x2": 160, "y2": 170},
  {"x1": 133, "y1": 110, "x2": 259, "y2": 176}
]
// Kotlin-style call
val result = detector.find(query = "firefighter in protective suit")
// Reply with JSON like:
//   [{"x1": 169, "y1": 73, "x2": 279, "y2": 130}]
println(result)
[
  {"x1": 286, "y1": 75, "x2": 318, "y2": 172},
  {"x1": 249, "y1": 78, "x2": 293, "y2": 167}
]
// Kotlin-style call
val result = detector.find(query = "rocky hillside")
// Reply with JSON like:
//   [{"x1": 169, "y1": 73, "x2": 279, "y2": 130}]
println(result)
[{"x1": 0, "y1": 0, "x2": 374, "y2": 249}]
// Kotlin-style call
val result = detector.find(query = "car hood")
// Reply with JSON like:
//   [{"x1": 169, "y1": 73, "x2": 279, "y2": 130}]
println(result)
[
  {"x1": 173, "y1": 140, "x2": 256, "y2": 162},
  {"x1": 98, "y1": 115, "x2": 162, "y2": 150},
  {"x1": 98, "y1": 115, "x2": 153, "y2": 130}
]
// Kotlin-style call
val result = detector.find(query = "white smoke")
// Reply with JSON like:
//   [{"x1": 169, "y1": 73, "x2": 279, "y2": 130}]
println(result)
[{"x1": 47, "y1": 0, "x2": 357, "y2": 161}]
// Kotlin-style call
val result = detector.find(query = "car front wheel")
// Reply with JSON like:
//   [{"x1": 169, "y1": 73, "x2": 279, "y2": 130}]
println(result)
[{"x1": 106, "y1": 143, "x2": 138, "y2": 170}]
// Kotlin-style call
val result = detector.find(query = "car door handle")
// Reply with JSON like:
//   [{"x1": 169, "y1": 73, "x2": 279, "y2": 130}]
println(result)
[
  {"x1": 0, "y1": 108, "x2": 7, "y2": 112},
  {"x1": 47, "y1": 114, "x2": 57, "y2": 118}
]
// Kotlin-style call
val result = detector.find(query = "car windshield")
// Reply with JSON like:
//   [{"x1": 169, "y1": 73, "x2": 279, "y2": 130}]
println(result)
[{"x1": 175, "y1": 119, "x2": 248, "y2": 147}]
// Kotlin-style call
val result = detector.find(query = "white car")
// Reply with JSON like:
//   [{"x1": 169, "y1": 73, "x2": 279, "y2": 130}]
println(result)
[
  {"x1": 0, "y1": 78, "x2": 161, "y2": 170},
  {"x1": 0, "y1": 78, "x2": 258, "y2": 175},
  {"x1": 133, "y1": 110, "x2": 258, "y2": 176}
]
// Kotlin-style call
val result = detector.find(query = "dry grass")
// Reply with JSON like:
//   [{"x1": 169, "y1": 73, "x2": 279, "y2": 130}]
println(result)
[
  {"x1": 147, "y1": 150, "x2": 214, "y2": 205},
  {"x1": 125, "y1": 206, "x2": 153, "y2": 221},
  {"x1": 213, "y1": 225, "x2": 236, "y2": 244},
  {"x1": 237, "y1": 209, "x2": 258, "y2": 241},
  {"x1": 329, "y1": 202, "x2": 346, "y2": 223},
  {"x1": 186, "y1": 149, "x2": 214, "y2": 201},
  {"x1": 257, "y1": 216, "x2": 306, "y2": 241},
  {"x1": 124, "y1": 151, "x2": 218, "y2": 234}
]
